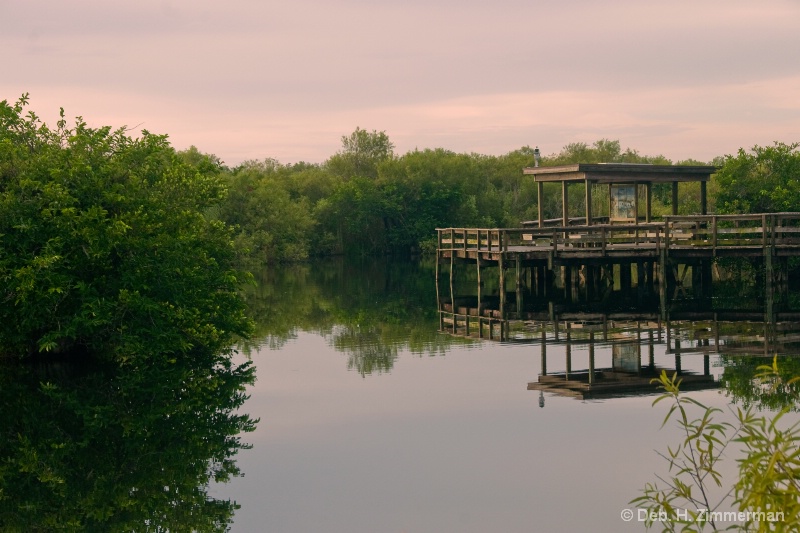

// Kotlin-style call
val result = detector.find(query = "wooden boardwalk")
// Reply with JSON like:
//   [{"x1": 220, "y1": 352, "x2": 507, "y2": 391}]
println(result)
[
  {"x1": 437, "y1": 213, "x2": 800, "y2": 264},
  {"x1": 436, "y1": 213, "x2": 800, "y2": 322}
]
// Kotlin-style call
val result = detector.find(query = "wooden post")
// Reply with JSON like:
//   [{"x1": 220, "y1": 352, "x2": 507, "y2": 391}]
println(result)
[
  {"x1": 563, "y1": 265, "x2": 572, "y2": 300},
  {"x1": 659, "y1": 249, "x2": 667, "y2": 319},
  {"x1": 435, "y1": 246, "x2": 441, "y2": 310},
  {"x1": 537, "y1": 181, "x2": 544, "y2": 227},
  {"x1": 540, "y1": 329, "x2": 547, "y2": 376},
  {"x1": 637, "y1": 261, "x2": 646, "y2": 303},
  {"x1": 565, "y1": 323, "x2": 572, "y2": 379},
  {"x1": 562, "y1": 181, "x2": 569, "y2": 226},
  {"x1": 585, "y1": 265, "x2": 595, "y2": 300},
  {"x1": 671, "y1": 182, "x2": 679, "y2": 216},
  {"x1": 636, "y1": 322, "x2": 642, "y2": 375},
  {"x1": 645, "y1": 182, "x2": 652, "y2": 223},
  {"x1": 634, "y1": 182, "x2": 640, "y2": 224},
  {"x1": 620, "y1": 262, "x2": 632, "y2": 296},
  {"x1": 765, "y1": 244, "x2": 774, "y2": 326},
  {"x1": 499, "y1": 254, "x2": 506, "y2": 316},
  {"x1": 700, "y1": 181, "x2": 707, "y2": 215},
  {"x1": 585, "y1": 179, "x2": 592, "y2": 225},
  {"x1": 588, "y1": 332, "x2": 595, "y2": 385},
  {"x1": 570, "y1": 265, "x2": 580, "y2": 302},
  {"x1": 476, "y1": 255, "x2": 482, "y2": 310},
  {"x1": 517, "y1": 255, "x2": 524, "y2": 308},
  {"x1": 449, "y1": 251, "x2": 455, "y2": 310}
]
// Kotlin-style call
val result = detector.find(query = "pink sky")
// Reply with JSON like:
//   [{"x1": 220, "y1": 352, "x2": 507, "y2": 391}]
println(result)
[{"x1": 3, "y1": 0, "x2": 799, "y2": 166}]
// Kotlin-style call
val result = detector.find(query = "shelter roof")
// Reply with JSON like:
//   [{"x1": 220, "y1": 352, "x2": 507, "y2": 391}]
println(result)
[{"x1": 523, "y1": 163, "x2": 717, "y2": 183}]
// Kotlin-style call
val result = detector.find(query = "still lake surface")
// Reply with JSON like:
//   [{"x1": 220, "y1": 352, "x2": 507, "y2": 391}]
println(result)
[{"x1": 215, "y1": 258, "x2": 800, "y2": 533}]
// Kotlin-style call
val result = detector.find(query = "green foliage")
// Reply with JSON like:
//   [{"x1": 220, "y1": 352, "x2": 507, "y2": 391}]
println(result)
[
  {"x1": 326, "y1": 127, "x2": 394, "y2": 179},
  {"x1": 632, "y1": 364, "x2": 800, "y2": 532},
  {"x1": 714, "y1": 142, "x2": 800, "y2": 214},
  {"x1": 543, "y1": 139, "x2": 672, "y2": 166},
  {"x1": 0, "y1": 95, "x2": 252, "y2": 361},
  {"x1": 218, "y1": 160, "x2": 315, "y2": 263},
  {"x1": 215, "y1": 130, "x2": 712, "y2": 261},
  {"x1": 211, "y1": 128, "x2": 800, "y2": 263}
]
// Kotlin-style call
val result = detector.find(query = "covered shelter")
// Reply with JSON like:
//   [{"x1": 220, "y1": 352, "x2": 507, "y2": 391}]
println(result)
[{"x1": 522, "y1": 163, "x2": 717, "y2": 227}]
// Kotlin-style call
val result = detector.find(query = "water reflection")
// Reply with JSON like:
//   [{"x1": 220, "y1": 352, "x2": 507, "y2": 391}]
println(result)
[
  {"x1": 219, "y1": 259, "x2": 800, "y2": 532},
  {"x1": 241, "y1": 257, "x2": 800, "y2": 405},
  {"x1": 437, "y1": 259, "x2": 800, "y2": 405},
  {"x1": 0, "y1": 353, "x2": 256, "y2": 530},
  {"x1": 242, "y1": 259, "x2": 468, "y2": 375}
]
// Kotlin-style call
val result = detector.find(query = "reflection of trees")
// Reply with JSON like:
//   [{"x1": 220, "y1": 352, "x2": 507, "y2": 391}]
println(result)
[
  {"x1": 720, "y1": 355, "x2": 800, "y2": 411},
  {"x1": 242, "y1": 258, "x2": 469, "y2": 374},
  {"x1": 333, "y1": 325, "x2": 398, "y2": 376},
  {"x1": 0, "y1": 353, "x2": 256, "y2": 531}
]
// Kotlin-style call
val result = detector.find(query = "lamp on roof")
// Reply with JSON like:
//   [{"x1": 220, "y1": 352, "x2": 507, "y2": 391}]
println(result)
[{"x1": 533, "y1": 146, "x2": 540, "y2": 168}]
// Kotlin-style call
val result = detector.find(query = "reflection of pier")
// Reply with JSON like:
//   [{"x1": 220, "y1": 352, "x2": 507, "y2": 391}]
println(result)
[
  {"x1": 438, "y1": 304, "x2": 800, "y2": 358},
  {"x1": 437, "y1": 302, "x2": 800, "y2": 400},
  {"x1": 525, "y1": 321, "x2": 716, "y2": 400}
]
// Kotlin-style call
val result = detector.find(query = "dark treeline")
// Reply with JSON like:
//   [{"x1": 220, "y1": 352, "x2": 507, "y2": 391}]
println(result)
[{"x1": 190, "y1": 128, "x2": 800, "y2": 263}]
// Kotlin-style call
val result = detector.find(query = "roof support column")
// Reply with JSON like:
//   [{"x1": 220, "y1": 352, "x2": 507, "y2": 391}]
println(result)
[
  {"x1": 585, "y1": 179, "x2": 592, "y2": 225},
  {"x1": 537, "y1": 181, "x2": 544, "y2": 227},
  {"x1": 672, "y1": 182, "x2": 679, "y2": 216},
  {"x1": 634, "y1": 182, "x2": 640, "y2": 225},
  {"x1": 700, "y1": 181, "x2": 707, "y2": 215},
  {"x1": 645, "y1": 182, "x2": 652, "y2": 223},
  {"x1": 562, "y1": 181, "x2": 569, "y2": 226}
]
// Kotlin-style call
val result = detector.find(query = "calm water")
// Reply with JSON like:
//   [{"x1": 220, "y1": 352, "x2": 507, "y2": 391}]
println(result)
[{"x1": 214, "y1": 259, "x2": 800, "y2": 533}]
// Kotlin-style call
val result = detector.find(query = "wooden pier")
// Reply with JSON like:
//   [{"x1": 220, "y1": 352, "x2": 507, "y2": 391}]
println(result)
[
  {"x1": 437, "y1": 213, "x2": 800, "y2": 263},
  {"x1": 436, "y1": 213, "x2": 800, "y2": 317}
]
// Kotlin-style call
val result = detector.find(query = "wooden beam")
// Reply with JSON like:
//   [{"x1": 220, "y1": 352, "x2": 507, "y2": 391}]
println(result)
[
  {"x1": 646, "y1": 182, "x2": 652, "y2": 223},
  {"x1": 524, "y1": 164, "x2": 716, "y2": 183},
  {"x1": 562, "y1": 181, "x2": 569, "y2": 226}
]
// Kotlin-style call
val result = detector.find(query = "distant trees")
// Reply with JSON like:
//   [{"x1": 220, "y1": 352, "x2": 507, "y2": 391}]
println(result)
[
  {"x1": 713, "y1": 142, "x2": 800, "y2": 214},
  {"x1": 327, "y1": 127, "x2": 394, "y2": 179},
  {"x1": 190, "y1": 127, "x2": 800, "y2": 264},
  {"x1": 544, "y1": 139, "x2": 671, "y2": 166},
  {"x1": 213, "y1": 133, "x2": 725, "y2": 262},
  {"x1": 217, "y1": 160, "x2": 315, "y2": 264}
]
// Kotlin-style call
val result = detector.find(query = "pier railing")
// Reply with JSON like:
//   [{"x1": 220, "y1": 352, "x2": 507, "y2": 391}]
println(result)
[{"x1": 437, "y1": 213, "x2": 800, "y2": 255}]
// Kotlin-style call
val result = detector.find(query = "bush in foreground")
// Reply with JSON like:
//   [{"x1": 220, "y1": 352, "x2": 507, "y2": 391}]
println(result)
[{"x1": 0, "y1": 95, "x2": 252, "y2": 362}]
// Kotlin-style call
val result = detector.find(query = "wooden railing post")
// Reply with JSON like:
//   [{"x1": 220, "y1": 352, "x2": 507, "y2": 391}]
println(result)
[
  {"x1": 712, "y1": 216, "x2": 717, "y2": 255},
  {"x1": 601, "y1": 226, "x2": 607, "y2": 255}
]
